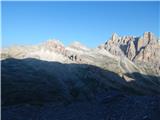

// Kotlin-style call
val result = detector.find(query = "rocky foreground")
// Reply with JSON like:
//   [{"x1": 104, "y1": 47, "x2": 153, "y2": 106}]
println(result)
[
  {"x1": 2, "y1": 91, "x2": 160, "y2": 120},
  {"x1": 1, "y1": 32, "x2": 160, "y2": 120}
]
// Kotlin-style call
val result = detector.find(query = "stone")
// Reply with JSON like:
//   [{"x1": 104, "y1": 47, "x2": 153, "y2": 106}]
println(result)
[{"x1": 126, "y1": 40, "x2": 136, "y2": 60}]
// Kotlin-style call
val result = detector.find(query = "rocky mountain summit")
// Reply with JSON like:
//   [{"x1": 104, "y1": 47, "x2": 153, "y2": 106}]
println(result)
[
  {"x1": 103, "y1": 32, "x2": 159, "y2": 61},
  {"x1": 102, "y1": 32, "x2": 160, "y2": 75}
]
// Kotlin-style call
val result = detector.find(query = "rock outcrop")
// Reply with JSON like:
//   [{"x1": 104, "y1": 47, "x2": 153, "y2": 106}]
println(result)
[
  {"x1": 126, "y1": 40, "x2": 136, "y2": 60},
  {"x1": 102, "y1": 32, "x2": 160, "y2": 75}
]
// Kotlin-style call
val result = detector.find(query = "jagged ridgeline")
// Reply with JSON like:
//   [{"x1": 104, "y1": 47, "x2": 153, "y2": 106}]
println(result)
[{"x1": 1, "y1": 32, "x2": 160, "y2": 105}]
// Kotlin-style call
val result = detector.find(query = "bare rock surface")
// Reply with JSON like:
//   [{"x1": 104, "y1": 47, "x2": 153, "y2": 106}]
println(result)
[
  {"x1": 102, "y1": 32, "x2": 160, "y2": 76},
  {"x1": 1, "y1": 32, "x2": 160, "y2": 120}
]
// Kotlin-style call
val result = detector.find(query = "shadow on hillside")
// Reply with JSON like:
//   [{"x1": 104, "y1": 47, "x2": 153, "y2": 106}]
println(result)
[{"x1": 1, "y1": 58, "x2": 160, "y2": 106}]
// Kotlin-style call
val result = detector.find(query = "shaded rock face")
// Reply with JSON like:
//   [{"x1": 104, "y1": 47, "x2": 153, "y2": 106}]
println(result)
[
  {"x1": 1, "y1": 58, "x2": 127, "y2": 105},
  {"x1": 2, "y1": 58, "x2": 160, "y2": 106}
]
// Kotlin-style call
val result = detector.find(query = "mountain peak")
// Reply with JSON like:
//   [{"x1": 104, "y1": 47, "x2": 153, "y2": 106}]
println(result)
[
  {"x1": 111, "y1": 33, "x2": 119, "y2": 41},
  {"x1": 68, "y1": 41, "x2": 89, "y2": 51},
  {"x1": 143, "y1": 32, "x2": 154, "y2": 40},
  {"x1": 44, "y1": 39, "x2": 64, "y2": 47},
  {"x1": 103, "y1": 32, "x2": 160, "y2": 71}
]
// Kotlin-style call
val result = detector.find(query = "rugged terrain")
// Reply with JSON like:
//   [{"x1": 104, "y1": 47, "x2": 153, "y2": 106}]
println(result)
[{"x1": 1, "y1": 32, "x2": 160, "y2": 120}]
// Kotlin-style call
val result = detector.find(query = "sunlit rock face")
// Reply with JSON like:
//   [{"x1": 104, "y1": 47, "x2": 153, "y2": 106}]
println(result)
[
  {"x1": 102, "y1": 32, "x2": 160, "y2": 75},
  {"x1": 126, "y1": 40, "x2": 136, "y2": 60}
]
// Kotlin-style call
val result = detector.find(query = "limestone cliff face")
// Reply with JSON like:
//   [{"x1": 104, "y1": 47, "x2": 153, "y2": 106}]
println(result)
[
  {"x1": 102, "y1": 32, "x2": 160, "y2": 75},
  {"x1": 104, "y1": 33, "x2": 134, "y2": 57},
  {"x1": 104, "y1": 32, "x2": 159, "y2": 59},
  {"x1": 126, "y1": 40, "x2": 136, "y2": 60},
  {"x1": 135, "y1": 32, "x2": 159, "y2": 62}
]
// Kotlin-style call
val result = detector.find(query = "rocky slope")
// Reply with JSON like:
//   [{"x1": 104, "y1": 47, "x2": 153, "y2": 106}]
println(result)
[
  {"x1": 1, "y1": 32, "x2": 160, "y2": 120},
  {"x1": 1, "y1": 33, "x2": 160, "y2": 99},
  {"x1": 2, "y1": 92, "x2": 160, "y2": 120}
]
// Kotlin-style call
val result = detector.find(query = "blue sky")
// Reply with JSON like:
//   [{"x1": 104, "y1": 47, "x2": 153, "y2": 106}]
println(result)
[{"x1": 2, "y1": 1, "x2": 160, "y2": 48}]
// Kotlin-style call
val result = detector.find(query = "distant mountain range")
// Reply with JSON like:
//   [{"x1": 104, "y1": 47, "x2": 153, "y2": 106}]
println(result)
[
  {"x1": 2, "y1": 32, "x2": 160, "y2": 75},
  {"x1": 1, "y1": 32, "x2": 160, "y2": 106}
]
